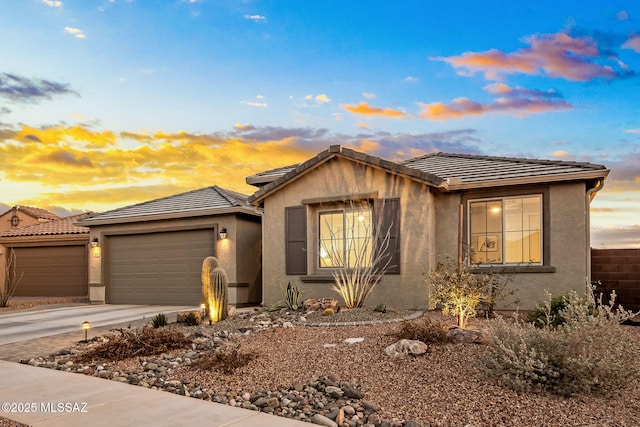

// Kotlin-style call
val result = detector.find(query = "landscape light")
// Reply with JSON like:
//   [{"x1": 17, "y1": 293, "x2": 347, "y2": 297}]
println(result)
[
  {"x1": 81, "y1": 321, "x2": 92, "y2": 343},
  {"x1": 219, "y1": 228, "x2": 227, "y2": 240}
]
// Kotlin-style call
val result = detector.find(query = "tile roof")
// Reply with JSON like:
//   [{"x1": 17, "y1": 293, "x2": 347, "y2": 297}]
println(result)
[
  {"x1": 0, "y1": 212, "x2": 92, "y2": 238},
  {"x1": 246, "y1": 163, "x2": 300, "y2": 186},
  {"x1": 401, "y1": 152, "x2": 608, "y2": 189},
  {"x1": 246, "y1": 146, "x2": 610, "y2": 202},
  {"x1": 248, "y1": 145, "x2": 445, "y2": 204},
  {"x1": 77, "y1": 185, "x2": 257, "y2": 226},
  {"x1": 0, "y1": 205, "x2": 60, "y2": 221}
]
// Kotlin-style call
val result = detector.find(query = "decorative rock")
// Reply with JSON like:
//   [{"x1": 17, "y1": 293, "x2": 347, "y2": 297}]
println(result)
[
  {"x1": 311, "y1": 413, "x2": 339, "y2": 427},
  {"x1": 344, "y1": 337, "x2": 365, "y2": 345},
  {"x1": 446, "y1": 326, "x2": 488, "y2": 344},
  {"x1": 283, "y1": 321, "x2": 294, "y2": 328},
  {"x1": 362, "y1": 401, "x2": 379, "y2": 412},
  {"x1": 145, "y1": 363, "x2": 158, "y2": 371},
  {"x1": 328, "y1": 373, "x2": 341, "y2": 383},
  {"x1": 342, "y1": 385, "x2": 364, "y2": 399},
  {"x1": 325, "y1": 386, "x2": 344, "y2": 398},
  {"x1": 303, "y1": 298, "x2": 339, "y2": 313},
  {"x1": 403, "y1": 421, "x2": 423, "y2": 427},
  {"x1": 323, "y1": 343, "x2": 337, "y2": 348},
  {"x1": 336, "y1": 408, "x2": 345, "y2": 425},
  {"x1": 384, "y1": 339, "x2": 428, "y2": 358}
]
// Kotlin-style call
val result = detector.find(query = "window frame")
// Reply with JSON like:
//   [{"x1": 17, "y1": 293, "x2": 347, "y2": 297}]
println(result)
[
  {"x1": 462, "y1": 186, "x2": 553, "y2": 273},
  {"x1": 317, "y1": 204, "x2": 374, "y2": 270}
]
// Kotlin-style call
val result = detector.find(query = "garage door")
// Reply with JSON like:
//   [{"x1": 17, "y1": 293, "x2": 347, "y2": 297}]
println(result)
[
  {"x1": 13, "y1": 245, "x2": 88, "y2": 297},
  {"x1": 107, "y1": 229, "x2": 215, "y2": 305}
]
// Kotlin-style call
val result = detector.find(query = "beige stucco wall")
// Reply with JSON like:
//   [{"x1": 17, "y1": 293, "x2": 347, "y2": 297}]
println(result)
[
  {"x1": 433, "y1": 181, "x2": 590, "y2": 310},
  {"x1": 87, "y1": 214, "x2": 261, "y2": 306},
  {"x1": 261, "y1": 157, "x2": 433, "y2": 309},
  {"x1": 0, "y1": 211, "x2": 43, "y2": 233}
]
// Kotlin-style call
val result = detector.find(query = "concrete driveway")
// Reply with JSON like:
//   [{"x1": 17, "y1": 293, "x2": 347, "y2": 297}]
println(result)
[{"x1": 0, "y1": 303, "x2": 196, "y2": 346}]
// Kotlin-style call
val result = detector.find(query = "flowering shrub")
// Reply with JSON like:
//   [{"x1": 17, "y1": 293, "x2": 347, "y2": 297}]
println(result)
[{"x1": 485, "y1": 290, "x2": 639, "y2": 396}]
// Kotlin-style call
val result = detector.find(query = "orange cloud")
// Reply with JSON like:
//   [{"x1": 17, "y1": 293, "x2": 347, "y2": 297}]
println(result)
[
  {"x1": 418, "y1": 83, "x2": 571, "y2": 120},
  {"x1": 623, "y1": 35, "x2": 640, "y2": 52},
  {"x1": 434, "y1": 32, "x2": 619, "y2": 81},
  {"x1": 341, "y1": 102, "x2": 408, "y2": 118}
]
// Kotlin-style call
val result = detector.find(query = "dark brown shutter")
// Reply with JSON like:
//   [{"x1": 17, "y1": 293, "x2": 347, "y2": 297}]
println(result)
[
  {"x1": 374, "y1": 198, "x2": 400, "y2": 274},
  {"x1": 285, "y1": 206, "x2": 307, "y2": 275}
]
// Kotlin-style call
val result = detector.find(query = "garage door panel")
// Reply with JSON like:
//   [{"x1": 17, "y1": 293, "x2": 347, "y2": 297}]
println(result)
[
  {"x1": 107, "y1": 229, "x2": 215, "y2": 305},
  {"x1": 12, "y1": 246, "x2": 88, "y2": 297}
]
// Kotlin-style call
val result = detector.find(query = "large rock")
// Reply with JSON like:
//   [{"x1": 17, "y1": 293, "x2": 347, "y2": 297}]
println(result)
[
  {"x1": 446, "y1": 326, "x2": 488, "y2": 344},
  {"x1": 303, "y1": 298, "x2": 339, "y2": 312},
  {"x1": 311, "y1": 413, "x2": 339, "y2": 427},
  {"x1": 384, "y1": 339, "x2": 428, "y2": 358}
]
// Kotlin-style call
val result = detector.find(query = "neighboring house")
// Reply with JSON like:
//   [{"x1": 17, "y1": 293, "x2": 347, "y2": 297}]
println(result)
[
  {"x1": 76, "y1": 185, "x2": 261, "y2": 306},
  {"x1": 0, "y1": 205, "x2": 59, "y2": 233},
  {"x1": 247, "y1": 145, "x2": 609, "y2": 310},
  {"x1": 0, "y1": 213, "x2": 91, "y2": 297}
]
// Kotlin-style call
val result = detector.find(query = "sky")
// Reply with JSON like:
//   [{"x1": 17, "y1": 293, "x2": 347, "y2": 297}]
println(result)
[{"x1": 0, "y1": 0, "x2": 639, "y2": 248}]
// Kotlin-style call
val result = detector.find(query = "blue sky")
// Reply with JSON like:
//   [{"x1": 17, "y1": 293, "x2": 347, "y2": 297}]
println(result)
[{"x1": 1, "y1": 0, "x2": 639, "y2": 247}]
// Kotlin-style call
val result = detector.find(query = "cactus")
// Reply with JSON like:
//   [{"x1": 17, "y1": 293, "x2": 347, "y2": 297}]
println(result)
[{"x1": 202, "y1": 256, "x2": 228, "y2": 323}]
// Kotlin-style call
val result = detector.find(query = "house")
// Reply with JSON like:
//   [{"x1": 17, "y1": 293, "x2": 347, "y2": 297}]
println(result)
[
  {"x1": 76, "y1": 185, "x2": 261, "y2": 306},
  {"x1": 0, "y1": 205, "x2": 59, "y2": 233},
  {"x1": 247, "y1": 145, "x2": 609, "y2": 310},
  {"x1": 0, "y1": 213, "x2": 91, "y2": 297}
]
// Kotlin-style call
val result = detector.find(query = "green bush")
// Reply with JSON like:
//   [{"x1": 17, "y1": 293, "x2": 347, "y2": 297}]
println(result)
[
  {"x1": 485, "y1": 290, "x2": 638, "y2": 396},
  {"x1": 374, "y1": 303, "x2": 387, "y2": 313},
  {"x1": 527, "y1": 293, "x2": 571, "y2": 328},
  {"x1": 151, "y1": 313, "x2": 167, "y2": 328},
  {"x1": 183, "y1": 311, "x2": 201, "y2": 326}
]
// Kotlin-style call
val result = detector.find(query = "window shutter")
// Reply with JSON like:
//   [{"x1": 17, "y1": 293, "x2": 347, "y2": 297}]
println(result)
[
  {"x1": 374, "y1": 198, "x2": 400, "y2": 274},
  {"x1": 285, "y1": 206, "x2": 307, "y2": 275}
]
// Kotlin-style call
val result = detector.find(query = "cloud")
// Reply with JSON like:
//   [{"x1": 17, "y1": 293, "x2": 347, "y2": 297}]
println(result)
[
  {"x1": 404, "y1": 76, "x2": 419, "y2": 83},
  {"x1": 42, "y1": 0, "x2": 62, "y2": 6},
  {"x1": 0, "y1": 123, "x2": 485, "y2": 212},
  {"x1": 64, "y1": 27, "x2": 86, "y2": 39},
  {"x1": 362, "y1": 92, "x2": 376, "y2": 99},
  {"x1": 623, "y1": 35, "x2": 640, "y2": 53},
  {"x1": 240, "y1": 100, "x2": 268, "y2": 107},
  {"x1": 434, "y1": 32, "x2": 627, "y2": 81},
  {"x1": 315, "y1": 94, "x2": 330, "y2": 104},
  {"x1": 591, "y1": 225, "x2": 640, "y2": 249},
  {"x1": 0, "y1": 73, "x2": 78, "y2": 103},
  {"x1": 625, "y1": 129, "x2": 640, "y2": 134},
  {"x1": 244, "y1": 14, "x2": 266, "y2": 22},
  {"x1": 418, "y1": 83, "x2": 571, "y2": 120},
  {"x1": 549, "y1": 150, "x2": 571, "y2": 158},
  {"x1": 616, "y1": 10, "x2": 629, "y2": 21},
  {"x1": 341, "y1": 102, "x2": 409, "y2": 119},
  {"x1": 0, "y1": 106, "x2": 11, "y2": 115}
]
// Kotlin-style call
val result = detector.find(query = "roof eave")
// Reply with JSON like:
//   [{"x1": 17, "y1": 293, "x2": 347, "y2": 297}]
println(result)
[
  {"x1": 75, "y1": 206, "x2": 261, "y2": 227},
  {"x1": 440, "y1": 169, "x2": 610, "y2": 191},
  {"x1": 0, "y1": 234, "x2": 89, "y2": 244}
]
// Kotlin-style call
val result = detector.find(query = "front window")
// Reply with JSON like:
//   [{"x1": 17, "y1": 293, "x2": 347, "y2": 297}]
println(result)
[
  {"x1": 319, "y1": 206, "x2": 373, "y2": 268},
  {"x1": 469, "y1": 195, "x2": 542, "y2": 265}
]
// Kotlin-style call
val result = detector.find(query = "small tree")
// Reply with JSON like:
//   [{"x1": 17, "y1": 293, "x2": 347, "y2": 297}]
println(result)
[
  {"x1": 1, "y1": 248, "x2": 23, "y2": 307},
  {"x1": 427, "y1": 256, "x2": 513, "y2": 328},
  {"x1": 320, "y1": 200, "x2": 393, "y2": 309}
]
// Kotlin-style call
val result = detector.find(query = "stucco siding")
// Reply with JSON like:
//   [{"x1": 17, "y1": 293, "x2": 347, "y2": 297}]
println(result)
[{"x1": 262, "y1": 157, "x2": 432, "y2": 309}]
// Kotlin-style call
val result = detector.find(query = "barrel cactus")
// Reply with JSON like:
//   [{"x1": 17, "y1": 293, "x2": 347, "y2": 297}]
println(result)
[{"x1": 201, "y1": 256, "x2": 228, "y2": 323}]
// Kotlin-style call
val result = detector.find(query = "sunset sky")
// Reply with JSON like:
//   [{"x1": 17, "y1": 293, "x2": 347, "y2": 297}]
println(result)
[{"x1": 1, "y1": 1, "x2": 639, "y2": 248}]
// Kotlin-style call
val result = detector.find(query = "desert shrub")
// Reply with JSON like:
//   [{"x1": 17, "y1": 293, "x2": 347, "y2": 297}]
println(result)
[
  {"x1": 74, "y1": 327, "x2": 192, "y2": 362},
  {"x1": 527, "y1": 292, "x2": 571, "y2": 328},
  {"x1": 151, "y1": 313, "x2": 167, "y2": 328},
  {"x1": 269, "y1": 282, "x2": 304, "y2": 312},
  {"x1": 393, "y1": 317, "x2": 451, "y2": 344},
  {"x1": 485, "y1": 290, "x2": 638, "y2": 396},
  {"x1": 193, "y1": 344, "x2": 256, "y2": 374},
  {"x1": 374, "y1": 303, "x2": 387, "y2": 313},
  {"x1": 183, "y1": 311, "x2": 201, "y2": 326},
  {"x1": 322, "y1": 307, "x2": 334, "y2": 316}
]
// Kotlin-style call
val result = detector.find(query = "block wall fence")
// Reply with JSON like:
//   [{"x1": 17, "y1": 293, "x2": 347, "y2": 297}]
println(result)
[{"x1": 591, "y1": 248, "x2": 640, "y2": 311}]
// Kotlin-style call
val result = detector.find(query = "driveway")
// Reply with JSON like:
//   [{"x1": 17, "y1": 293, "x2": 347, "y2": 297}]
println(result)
[{"x1": 0, "y1": 303, "x2": 196, "y2": 346}]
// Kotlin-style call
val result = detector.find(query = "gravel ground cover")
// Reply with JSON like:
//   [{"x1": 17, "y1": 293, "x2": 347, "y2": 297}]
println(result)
[{"x1": 17, "y1": 308, "x2": 640, "y2": 426}]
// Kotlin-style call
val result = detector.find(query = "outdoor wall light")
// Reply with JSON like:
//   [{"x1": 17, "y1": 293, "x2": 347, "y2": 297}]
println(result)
[
  {"x1": 90, "y1": 238, "x2": 99, "y2": 248},
  {"x1": 219, "y1": 228, "x2": 227, "y2": 240},
  {"x1": 81, "y1": 321, "x2": 92, "y2": 343}
]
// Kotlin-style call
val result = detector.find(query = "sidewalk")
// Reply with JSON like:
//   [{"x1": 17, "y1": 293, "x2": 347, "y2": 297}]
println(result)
[{"x1": 0, "y1": 360, "x2": 308, "y2": 427}]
